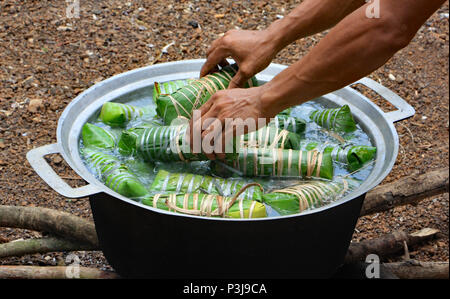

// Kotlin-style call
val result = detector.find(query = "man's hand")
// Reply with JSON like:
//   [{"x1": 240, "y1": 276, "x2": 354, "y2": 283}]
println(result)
[
  {"x1": 200, "y1": 29, "x2": 279, "y2": 89},
  {"x1": 188, "y1": 85, "x2": 274, "y2": 161}
]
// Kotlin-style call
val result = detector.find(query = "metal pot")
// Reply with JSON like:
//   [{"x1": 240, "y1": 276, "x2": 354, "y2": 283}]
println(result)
[{"x1": 26, "y1": 59, "x2": 414, "y2": 278}]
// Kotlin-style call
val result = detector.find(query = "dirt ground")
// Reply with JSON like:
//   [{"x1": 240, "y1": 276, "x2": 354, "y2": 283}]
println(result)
[{"x1": 0, "y1": 0, "x2": 448, "y2": 272}]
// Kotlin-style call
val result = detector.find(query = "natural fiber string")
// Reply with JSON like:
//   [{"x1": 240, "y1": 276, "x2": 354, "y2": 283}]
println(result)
[{"x1": 163, "y1": 183, "x2": 263, "y2": 218}]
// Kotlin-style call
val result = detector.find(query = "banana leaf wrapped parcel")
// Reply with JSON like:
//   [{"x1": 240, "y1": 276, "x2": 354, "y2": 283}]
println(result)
[
  {"x1": 224, "y1": 147, "x2": 334, "y2": 180},
  {"x1": 117, "y1": 124, "x2": 154, "y2": 156},
  {"x1": 118, "y1": 124, "x2": 238, "y2": 162},
  {"x1": 99, "y1": 102, "x2": 155, "y2": 127},
  {"x1": 142, "y1": 193, "x2": 266, "y2": 218},
  {"x1": 269, "y1": 114, "x2": 306, "y2": 135},
  {"x1": 155, "y1": 63, "x2": 258, "y2": 124},
  {"x1": 153, "y1": 79, "x2": 194, "y2": 101},
  {"x1": 81, "y1": 148, "x2": 148, "y2": 198},
  {"x1": 303, "y1": 142, "x2": 376, "y2": 171},
  {"x1": 82, "y1": 123, "x2": 117, "y2": 149},
  {"x1": 150, "y1": 169, "x2": 263, "y2": 201},
  {"x1": 262, "y1": 178, "x2": 355, "y2": 215},
  {"x1": 240, "y1": 126, "x2": 301, "y2": 150},
  {"x1": 310, "y1": 104, "x2": 357, "y2": 133}
]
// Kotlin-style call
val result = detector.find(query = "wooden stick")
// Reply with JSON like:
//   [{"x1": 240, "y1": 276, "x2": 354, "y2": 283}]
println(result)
[
  {"x1": 345, "y1": 228, "x2": 440, "y2": 263},
  {"x1": 361, "y1": 167, "x2": 449, "y2": 216},
  {"x1": 0, "y1": 236, "x2": 98, "y2": 258},
  {"x1": 0, "y1": 205, "x2": 98, "y2": 247},
  {"x1": 382, "y1": 260, "x2": 449, "y2": 279},
  {"x1": 0, "y1": 266, "x2": 119, "y2": 279}
]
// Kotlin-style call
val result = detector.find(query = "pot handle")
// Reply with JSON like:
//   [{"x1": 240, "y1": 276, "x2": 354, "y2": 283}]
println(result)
[
  {"x1": 26, "y1": 143, "x2": 100, "y2": 198},
  {"x1": 354, "y1": 77, "x2": 415, "y2": 123}
]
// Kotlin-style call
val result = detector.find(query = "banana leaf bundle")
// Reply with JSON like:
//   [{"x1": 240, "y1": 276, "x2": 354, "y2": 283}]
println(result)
[
  {"x1": 81, "y1": 148, "x2": 148, "y2": 198},
  {"x1": 153, "y1": 79, "x2": 194, "y2": 100},
  {"x1": 269, "y1": 114, "x2": 306, "y2": 135},
  {"x1": 310, "y1": 104, "x2": 357, "y2": 133},
  {"x1": 303, "y1": 142, "x2": 376, "y2": 171},
  {"x1": 141, "y1": 193, "x2": 266, "y2": 218},
  {"x1": 155, "y1": 63, "x2": 258, "y2": 124},
  {"x1": 225, "y1": 147, "x2": 334, "y2": 180},
  {"x1": 262, "y1": 178, "x2": 353, "y2": 215},
  {"x1": 118, "y1": 124, "x2": 237, "y2": 162},
  {"x1": 150, "y1": 169, "x2": 262, "y2": 201},
  {"x1": 81, "y1": 123, "x2": 117, "y2": 149},
  {"x1": 117, "y1": 124, "x2": 154, "y2": 156},
  {"x1": 99, "y1": 102, "x2": 155, "y2": 127},
  {"x1": 240, "y1": 126, "x2": 301, "y2": 150}
]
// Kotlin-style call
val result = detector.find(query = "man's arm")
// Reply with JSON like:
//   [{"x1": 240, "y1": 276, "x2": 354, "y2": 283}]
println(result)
[
  {"x1": 192, "y1": 0, "x2": 445, "y2": 160},
  {"x1": 201, "y1": 0, "x2": 366, "y2": 88},
  {"x1": 259, "y1": 0, "x2": 446, "y2": 116},
  {"x1": 265, "y1": 0, "x2": 366, "y2": 52}
]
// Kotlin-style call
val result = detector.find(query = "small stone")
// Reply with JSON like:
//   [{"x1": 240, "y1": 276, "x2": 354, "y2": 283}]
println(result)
[
  {"x1": 57, "y1": 26, "x2": 73, "y2": 31},
  {"x1": 28, "y1": 99, "x2": 43, "y2": 113},
  {"x1": 388, "y1": 73, "x2": 396, "y2": 81},
  {"x1": 214, "y1": 14, "x2": 225, "y2": 19},
  {"x1": 52, "y1": 156, "x2": 63, "y2": 164},
  {"x1": 188, "y1": 20, "x2": 198, "y2": 28}
]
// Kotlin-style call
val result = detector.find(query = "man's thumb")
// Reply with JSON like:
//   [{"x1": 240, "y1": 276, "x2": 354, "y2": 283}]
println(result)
[{"x1": 228, "y1": 71, "x2": 247, "y2": 89}]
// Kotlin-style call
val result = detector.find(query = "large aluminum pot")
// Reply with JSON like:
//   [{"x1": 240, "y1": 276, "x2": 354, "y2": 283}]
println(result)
[{"x1": 26, "y1": 59, "x2": 414, "y2": 278}]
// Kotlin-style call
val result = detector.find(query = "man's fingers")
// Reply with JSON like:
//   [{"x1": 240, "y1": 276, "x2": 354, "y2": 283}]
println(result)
[
  {"x1": 198, "y1": 98, "x2": 214, "y2": 115},
  {"x1": 200, "y1": 48, "x2": 228, "y2": 77},
  {"x1": 201, "y1": 118, "x2": 223, "y2": 161},
  {"x1": 215, "y1": 131, "x2": 228, "y2": 160},
  {"x1": 206, "y1": 38, "x2": 221, "y2": 56},
  {"x1": 218, "y1": 59, "x2": 229, "y2": 69},
  {"x1": 228, "y1": 70, "x2": 248, "y2": 89}
]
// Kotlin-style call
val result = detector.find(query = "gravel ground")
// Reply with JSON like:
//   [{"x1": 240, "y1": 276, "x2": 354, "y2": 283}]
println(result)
[{"x1": 0, "y1": 0, "x2": 448, "y2": 271}]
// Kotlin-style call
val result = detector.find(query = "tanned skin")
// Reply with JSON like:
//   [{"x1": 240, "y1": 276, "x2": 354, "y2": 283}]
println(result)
[{"x1": 189, "y1": 0, "x2": 445, "y2": 160}]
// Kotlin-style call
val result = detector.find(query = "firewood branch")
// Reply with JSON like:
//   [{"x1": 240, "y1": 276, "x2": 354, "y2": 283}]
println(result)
[
  {"x1": 0, "y1": 236, "x2": 98, "y2": 258},
  {"x1": 361, "y1": 167, "x2": 449, "y2": 216},
  {"x1": 382, "y1": 260, "x2": 449, "y2": 279},
  {"x1": 0, "y1": 205, "x2": 98, "y2": 247},
  {"x1": 0, "y1": 266, "x2": 119, "y2": 279},
  {"x1": 345, "y1": 228, "x2": 440, "y2": 263}
]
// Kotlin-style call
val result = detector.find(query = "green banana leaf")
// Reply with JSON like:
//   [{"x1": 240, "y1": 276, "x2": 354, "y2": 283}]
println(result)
[
  {"x1": 150, "y1": 169, "x2": 263, "y2": 201},
  {"x1": 81, "y1": 123, "x2": 116, "y2": 149},
  {"x1": 81, "y1": 148, "x2": 148, "y2": 198},
  {"x1": 269, "y1": 114, "x2": 306, "y2": 135},
  {"x1": 224, "y1": 147, "x2": 334, "y2": 180},
  {"x1": 310, "y1": 104, "x2": 357, "y2": 133},
  {"x1": 155, "y1": 63, "x2": 258, "y2": 124},
  {"x1": 118, "y1": 124, "x2": 238, "y2": 162},
  {"x1": 117, "y1": 123, "x2": 155, "y2": 156},
  {"x1": 262, "y1": 178, "x2": 353, "y2": 215},
  {"x1": 153, "y1": 79, "x2": 194, "y2": 101},
  {"x1": 278, "y1": 107, "x2": 293, "y2": 116},
  {"x1": 241, "y1": 126, "x2": 301, "y2": 150},
  {"x1": 99, "y1": 102, "x2": 155, "y2": 127},
  {"x1": 302, "y1": 142, "x2": 376, "y2": 171},
  {"x1": 141, "y1": 193, "x2": 266, "y2": 218}
]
